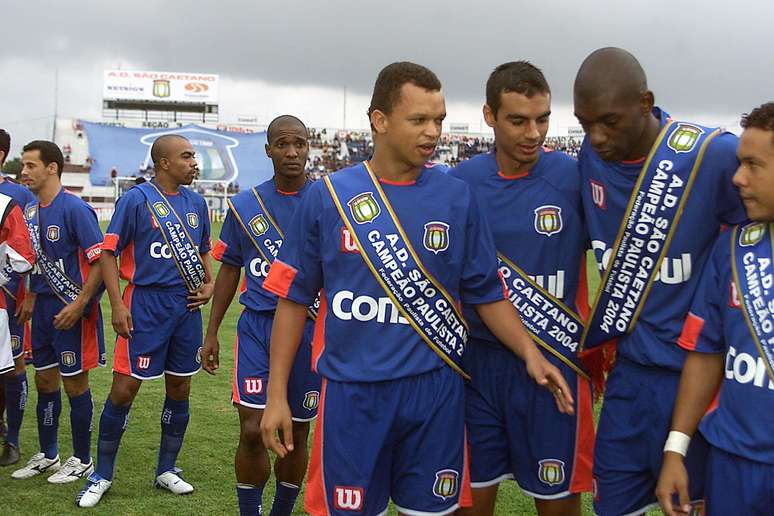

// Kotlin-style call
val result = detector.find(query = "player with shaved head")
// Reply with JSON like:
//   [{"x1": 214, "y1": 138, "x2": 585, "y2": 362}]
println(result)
[
  {"x1": 573, "y1": 47, "x2": 746, "y2": 515},
  {"x1": 204, "y1": 115, "x2": 320, "y2": 516},
  {"x1": 77, "y1": 134, "x2": 215, "y2": 507}
]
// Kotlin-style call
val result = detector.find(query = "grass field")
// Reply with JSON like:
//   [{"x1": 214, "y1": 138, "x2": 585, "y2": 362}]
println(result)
[{"x1": 0, "y1": 222, "x2": 658, "y2": 515}]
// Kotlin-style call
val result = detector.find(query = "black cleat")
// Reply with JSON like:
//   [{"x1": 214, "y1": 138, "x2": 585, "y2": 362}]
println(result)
[{"x1": 0, "y1": 442, "x2": 20, "y2": 466}]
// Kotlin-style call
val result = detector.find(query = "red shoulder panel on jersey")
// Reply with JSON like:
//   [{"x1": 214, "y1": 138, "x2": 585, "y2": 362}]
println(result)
[{"x1": 677, "y1": 312, "x2": 705, "y2": 351}]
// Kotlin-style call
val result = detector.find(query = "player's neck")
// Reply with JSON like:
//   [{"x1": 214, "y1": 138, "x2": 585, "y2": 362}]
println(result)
[
  {"x1": 368, "y1": 151, "x2": 421, "y2": 183},
  {"x1": 495, "y1": 146, "x2": 538, "y2": 177},
  {"x1": 625, "y1": 113, "x2": 661, "y2": 161},
  {"x1": 274, "y1": 173, "x2": 306, "y2": 194},
  {"x1": 37, "y1": 180, "x2": 61, "y2": 206},
  {"x1": 152, "y1": 175, "x2": 181, "y2": 194}
]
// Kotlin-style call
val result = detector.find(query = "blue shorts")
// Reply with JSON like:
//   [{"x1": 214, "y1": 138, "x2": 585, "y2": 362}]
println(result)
[
  {"x1": 31, "y1": 294, "x2": 105, "y2": 376},
  {"x1": 705, "y1": 445, "x2": 774, "y2": 516},
  {"x1": 113, "y1": 285, "x2": 202, "y2": 380},
  {"x1": 593, "y1": 357, "x2": 708, "y2": 516},
  {"x1": 464, "y1": 338, "x2": 594, "y2": 499},
  {"x1": 232, "y1": 309, "x2": 320, "y2": 421},
  {"x1": 305, "y1": 367, "x2": 471, "y2": 516}
]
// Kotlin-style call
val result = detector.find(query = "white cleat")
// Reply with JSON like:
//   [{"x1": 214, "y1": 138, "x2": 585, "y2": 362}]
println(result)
[
  {"x1": 48, "y1": 456, "x2": 94, "y2": 484},
  {"x1": 155, "y1": 468, "x2": 194, "y2": 495},
  {"x1": 76, "y1": 472, "x2": 112, "y2": 508},
  {"x1": 11, "y1": 452, "x2": 60, "y2": 479}
]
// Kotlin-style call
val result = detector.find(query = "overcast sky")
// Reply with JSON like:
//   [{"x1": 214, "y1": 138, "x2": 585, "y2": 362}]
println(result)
[{"x1": 2, "y1": 0, "x2": 772, "y2": 156}]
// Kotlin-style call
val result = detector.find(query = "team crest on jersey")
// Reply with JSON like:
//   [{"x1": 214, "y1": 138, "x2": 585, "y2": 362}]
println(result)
[
  {"x1": 334, "y1": 486, "x2": 364, "y2": 511},
  {"x1": 589, "y1": 179, "x2": 606, "y2": 210},
  {"x1": 303, "y1": 390, "x2": 319, "y2": 410},
  {"x1": 46, "y1": 225, "x2": 60, "y2": 242},
  {"x1": 423, "y1": 221, "x2": 450, "y2": 254},
  {"x1": 739, "y1": 222, "x2": 766, "y2": 247},
  {"x1": 248, "y1": 214, "x2": 269, "y2": 237},
  {"x1": 243, "y1": 377, "x2": 263, "y2": 394},
  {"x1": 186, "y1": 212, "x2": 199, "y2": 229},
  {"x1": 432, "y1": 469, "x2": 459, "y2": 500},
  {"x1": 668, "y1": 123, "x2": 704, "y2": 154},
  {"x1": 61, "y1": 351, "x2": 76, "y2": 367},
  {"x1": 538, "y1": 459, "x2": 565, "y2": 486},
  {"x1": 137, "y1": 355, "x2": 151, "y2": 370},
  {"x1": 348, "y1": 192, "x2": 380, "y2": 224},
  {"x1": 11, "y1": 336, "x2": 20, "y2": 352},
  {"x1": 534, "y1": 206, "x2": 563, "y2": 237},
  {"x1": 25, "y1": 205, "x2": 37, "y2": 219},
  {"x1": 152, "y1": 201, "x2": 170, "y2": 218}
]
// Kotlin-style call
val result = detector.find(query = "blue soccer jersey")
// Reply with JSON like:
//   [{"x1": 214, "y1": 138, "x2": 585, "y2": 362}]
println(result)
[
  {"x1": 264, "y1": 162, "x2": 506, "y2": 382},
  {"x1": 450, "y1": 149, "x2": 587, "y2": 345},
  {"x1": 678, "y1": 227, "x2": 774, "y2": 464},
  {"x1": 580, "y1": 108, "x2": 746, "y2": 370},
  {"x1": 28, "y1": 188, "x2": 103, "y2": 294},
  {"x1": 103, "y1": 184, "x2": 211, "y2": 289},
  {"x1": 212, "y1": 179, "x2": 312, "y2": 312},
  {"x1": 0, "y1": 178, "x2": 35, "y2": 301}
]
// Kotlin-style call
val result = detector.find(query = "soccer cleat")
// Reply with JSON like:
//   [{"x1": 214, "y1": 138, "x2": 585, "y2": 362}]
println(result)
[
  {"x1": 0, "y1": 441, "x2": 21, "y2": 466},
  {"x1": 11, "y1": 452, "x2": 60, "y2": 479},
  {"x1": 76, "y1": 472, "x2": 112, "y2": 508},
  {"x1": 48, "y1": 456, "x2": 94, "y2": 484},
  {"x1": 155, "y1": 468, "x2": 194, "y2": 495}
]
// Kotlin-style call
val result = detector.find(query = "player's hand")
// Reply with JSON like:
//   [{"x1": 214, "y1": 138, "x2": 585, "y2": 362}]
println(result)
[
  {"x1": 187, "y1": 282, "x2": 214, "y2": 311},
  {"x1": 112, "y1": 302, "x2": 133, "y2": 339},
  {"x1": 201, "y1": 334, "x2": 220, "y2": 375},
  {"x1": 260, "y1": 398, "x2": 294, "y2": 459},
  {"x1": 16, "y1": 292, "x2": 35, "y2": 324},
  {"x1": 656, "y1": 452, "x2": 692, "y2": 516},
  {"x1": 524, "y1": 348, "x2": 575, "y2": 415},
  {"x1": 53, "y1": 299, "x2": 86, "y2": 330}
]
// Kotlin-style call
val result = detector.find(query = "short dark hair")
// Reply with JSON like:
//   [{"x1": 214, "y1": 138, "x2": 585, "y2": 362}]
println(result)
[
  {"x1": 0, "y1": 129, "x2": 9, "y2": 165},
  {"x1": 150, "y1": 134, "x2": 190, "y2": 165},
  {"x1": 22, "y1": 140, "x2": 64, "y2": 177},
  {"x1": 741, "y1": 103, "x2": 774, "y2": 137},
  {"x1": 266, "y1": 115, "x2": 308, "y2": 143},
  {"x1": 367, "y1": 62, "x2": 442, "y2": 120},
  {"x1": 486, "y1": 61, "x2": 551, "y2": 117}
]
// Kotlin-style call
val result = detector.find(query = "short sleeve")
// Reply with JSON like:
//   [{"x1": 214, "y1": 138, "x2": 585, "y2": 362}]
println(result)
[
  {"x1": 459, "y1": 190, "x2": 506, "y2": 305},
  {"x1": 71, "y1": 201, "x2": 104, "y2": 263},
  {"x1": 103, "y1": 192, "x2": 138, "y2": 255},
  {"x1": 707, "y1": 133, "x2": 746, "y2": 225},
  {"x1": 263, "y1": 184, "x2": 324, "y2": 306},
  {"x1": 198, "y1": 198, "x2": 211, "y2": 254},
  {"x1": 212, "y1": 209, "x2": 244, "y2": 267}
]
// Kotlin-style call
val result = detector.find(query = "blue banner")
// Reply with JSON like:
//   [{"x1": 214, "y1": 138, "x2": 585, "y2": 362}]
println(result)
[{"x1": 80, "y1": 121, "x2": 274, "y2": 187}]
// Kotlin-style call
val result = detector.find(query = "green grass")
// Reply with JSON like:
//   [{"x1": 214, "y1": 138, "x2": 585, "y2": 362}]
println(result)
[{"x1": 0, "y1": 223, "x2": 656, "y2": 515}]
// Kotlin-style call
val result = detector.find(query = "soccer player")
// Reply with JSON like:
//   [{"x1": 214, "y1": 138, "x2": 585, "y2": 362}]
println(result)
[
  {"x1": 655, "y1": 102, "x2": 774, "y2": 516},
  {"x1": 573, "y1": 47, "x2": 746, "y2": 515},
  {"x1": 204, "y1": 115, "x2": 320, "y2": 516},
  {"x1": 450, "y1": 62, "x2": 593, "y2": 516},
  {"x1": 0, "y1": 129, "x2": 36, "y2": 467},
  {"x1": 77, "y1": 134, "x2": 214, "y2": 508},
  {"x1": 260, "y1": 61, "x2": 574, "y2": 516},
  {"x1": 12, "y1": 140, "x2": 105, "y2": 483}
]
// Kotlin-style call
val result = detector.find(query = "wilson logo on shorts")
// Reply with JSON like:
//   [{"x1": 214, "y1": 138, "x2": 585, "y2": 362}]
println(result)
[
  {"x1": 186, "y1": 212, "x2": 199, "y2": 229},
  {"x1": 667, "y1": 123, "x2": 704, "y2": 154},
  {"x1": 423, "y1": 221, "x2": 450, "y2": 254},
  {"x1": 534, "y1": 206, "x2": 563, "y2": 237},
  {"x1": 243, "y1": 377, "x2": 263, "y2": 394},
  {"x1": 538, "y1": 459, "x2": 565, "y2": 486},
  {"x1": 11, "y1": 335, "x2": 20, "y2": 351},
  {"x1": 61, "y1": 351, "x2": 76, "y2": 367},
  {"x1": 333, "y1": 486, "x2": 363, "y2": 511},
  {"x1": 153, "y1": 201, "x2": 170, "y2": 218},
  {"x1": 302, "y1": 390, "x2": 319, "y2": 410},
  {"x1": 729, "y1": 281, "x2": 741, "y2": 309},
  {"x1": 137, "y1": 355, "x2": 151, "y2": 370},
  {"x1": 340, "y1": 227, "x2": 360, "y2": 254},
  {"x1": 152, "y1": 79, "x2": 171, "y2": 98},
  {"x1": 248, "y1": 214, "x2": 269, "y2": 237},
  {"x1": 432, "y1": 469, "x2": 459, "y2": 500},
  {"x1": 590, "y1": 179, "x2": 606, "y2": 210},
  {"x1": 46, "y1": 225, "x2": 60, "y2": 242},
  {"x1": 348, "y1": 192, "x2": 380, "y2": 224},
  {"x1": 740, "y1": 222, "x2": 766, "y2": 247}
]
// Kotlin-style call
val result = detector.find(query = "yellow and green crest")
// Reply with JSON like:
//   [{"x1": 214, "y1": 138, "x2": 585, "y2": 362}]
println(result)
[
  {"x1": 432, "y1": 469, "x2": 458, "y2": 500},
  {"x1": 423, "y1": 221, "x2": 450, "y2": 254},
  {"x1": 249, "y1": 214, "x2": 269, "y2": 237},
  {"x1": 348, "y1": 192, "x2": 380, "y2": 224},
  {"x1": 740, "y1": 222, "x2": 766, "y2": 247},
  {"x1": 153, "y1": 201, "x2": 170, "y2": 218},
  {"x1": 668, "y1": 123, "x2": 704, "y2": 154},
  {"x1": 538, "y1": 459, "x2": 565, "y2": 486}
]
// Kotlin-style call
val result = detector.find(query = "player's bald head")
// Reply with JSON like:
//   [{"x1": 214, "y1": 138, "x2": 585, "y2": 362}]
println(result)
[
  {"x1": 574, "y1": 47, "x2": 648, "y2": 104},
  {"x1": 150, "y1": 134, "x2": 190, "y2": 165},
  {"x1": 266, "y1": 115, "x2": 308, "y2": 143}
]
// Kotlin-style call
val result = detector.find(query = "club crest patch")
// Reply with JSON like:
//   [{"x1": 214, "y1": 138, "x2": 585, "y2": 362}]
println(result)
[
  {"x1": 186, "y1": 212, "x2": 199, "y2": 229},
  {"x1": 25, "y1": 205, "x2": 37, "y2": 219},
  {"x1": 11, "y1": 335, "x2": 20, "y2": 352},
  {"x1": 61, "y1": 351, "x2": 76, "y2": 367},
  {"x1": 423, "y1": 221, "x2": 450, "y2": 254},
  {"x1": 249, "y1": 214, "x2": 269, "y2": 237},
  {"x1": 432, "y1": 469, "x2": 459, "y2": 500},
  {"x1": 152, "y1": 201, "x2": 170, "y2": 218},
  {"x1": 739, "y1": 222, "x2": 766, "y2": 247},
  {"x1": 668, "y1": 123, "x2": 704, "y2": 154},
  {"x1": 303, "y1": 390, "x2": 320, "y2": 410},
  {"x1": 348, "y1": 192, "x2": 380, "y2": 224},
  {"x1": 46, "y1": 225, "x2": 60, "y2": 242},
  {"x1": 538, "y1": 459, "x2": 565, "y2": 486},
  {"x1": 534, "y1": 205, "x2": 563, "y2": 237}
]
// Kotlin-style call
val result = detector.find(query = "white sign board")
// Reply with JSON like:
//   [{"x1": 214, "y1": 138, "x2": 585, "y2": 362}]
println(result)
[{"x1": 103, "y1": 70, "x2": 219, "y2": 103}]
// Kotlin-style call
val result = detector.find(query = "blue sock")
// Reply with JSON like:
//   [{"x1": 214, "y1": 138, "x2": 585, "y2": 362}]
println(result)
[
  {"x1": 68, "y1": 389, "x2": 93, "y2": 463},
  {"x1": 156, "y1": 397, "x2": 190, "y2": 476},
  {"x1": 37, "y1": 390, "x2": 61, "y2": 459},
  {"x1": 4, "y1": 372, "x2": 27, "y2": 447},
  {"x1": 95, "y1": 398, "x2": 130, "y2": 481},
  {"x1": 237, "y1": 483, "x2": 264, "y2": 516},
  {"x1": 269, "y1": 481, "x2": 300, "y2": 516}
]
